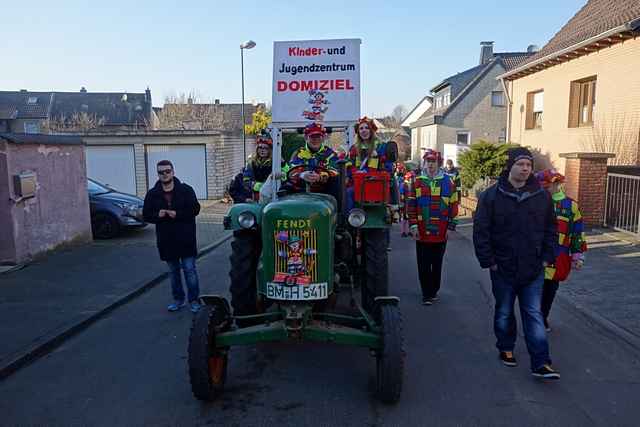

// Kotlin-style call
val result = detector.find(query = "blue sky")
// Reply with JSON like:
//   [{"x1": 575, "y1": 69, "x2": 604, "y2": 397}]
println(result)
[{"x1": 1, "y1": 0, "x2": 587, "y2": 117}]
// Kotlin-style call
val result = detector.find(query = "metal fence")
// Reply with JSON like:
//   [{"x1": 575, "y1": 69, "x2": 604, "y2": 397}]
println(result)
[{"x1": 605, "y1": 173, "x2": 640, "y2": 236}]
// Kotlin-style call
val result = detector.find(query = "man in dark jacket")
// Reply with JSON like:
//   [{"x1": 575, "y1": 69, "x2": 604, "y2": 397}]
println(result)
[
  {"x1": 473, "y1": 147, "x2": 560, "y2": 379},
  {"x1": 143, "y1": 160, "x2": 202, "y2": 313}
]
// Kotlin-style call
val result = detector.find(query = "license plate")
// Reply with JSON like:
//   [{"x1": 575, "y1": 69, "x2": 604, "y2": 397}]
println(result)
[{"x1": 266, "y1": 282, "x2": 328, "y2": 301}]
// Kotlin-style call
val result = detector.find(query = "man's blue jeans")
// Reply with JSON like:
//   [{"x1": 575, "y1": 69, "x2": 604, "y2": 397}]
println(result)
[
  {"x1": 490, "y1": 269, "x2": 551, "y2": 370},
  {"x1": 166, "y1": 257, "x2": 200, "y2": 303}
]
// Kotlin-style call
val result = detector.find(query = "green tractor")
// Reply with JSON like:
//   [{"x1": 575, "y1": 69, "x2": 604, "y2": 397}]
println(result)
[{"x1": 187, "y1": 126, "x2": 404, "y2": 404}]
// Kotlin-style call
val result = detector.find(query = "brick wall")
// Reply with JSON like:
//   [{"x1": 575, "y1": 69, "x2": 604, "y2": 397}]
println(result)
[{"x1": 561, "y1": 152, "x2": 614, "y2": 227}]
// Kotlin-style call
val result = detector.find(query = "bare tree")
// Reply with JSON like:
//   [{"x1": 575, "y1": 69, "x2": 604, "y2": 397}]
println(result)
[
  {"x1": 392, "y1": 104, "x2": 408, "y2": 123},
  {"x1": 580, "y1": 112, "x2": 640, "y2": 165},
  {"x1": 158, "y1": 92, "x2": 234, "y2": 130},
  {"x1": 45, "y1": 112, "x2": 106, "y2": 133}
]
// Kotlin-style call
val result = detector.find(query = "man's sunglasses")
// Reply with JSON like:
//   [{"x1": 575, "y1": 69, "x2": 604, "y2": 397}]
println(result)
[{"x1": 157, "y1": 169, "x2": 173, "y2": 175}]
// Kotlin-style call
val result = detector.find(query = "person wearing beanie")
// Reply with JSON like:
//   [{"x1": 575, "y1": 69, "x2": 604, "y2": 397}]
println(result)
[
  {"x1": 473, "y1": 147, "x2": 561, "y2": 380},
  {"x1": 535, "y1": 169, "x2": 587, "y2": 332},
  {"x1": 405, "y1": 149, "x2": 459, "y2": 305}
]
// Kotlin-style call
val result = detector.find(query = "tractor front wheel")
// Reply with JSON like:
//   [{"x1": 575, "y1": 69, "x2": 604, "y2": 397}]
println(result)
[
  {"x1": 361, "y1": 229, "x2": 389, "y2": 313},
  {"x1": 376, "y1": 304, "x2": 404, "y2": 404},
  {"x1": 188, "y1": 305, "x2": 228, "y2": 401},
  {"x1": 229, "y1": 230, "x2": 261, "y2": 319}
]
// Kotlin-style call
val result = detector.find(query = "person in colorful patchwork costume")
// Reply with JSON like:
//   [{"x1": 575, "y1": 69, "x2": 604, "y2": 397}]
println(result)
[
  {"x1": 444, "y1": 158, "x2": 461, "y2": 203},
  {"x1": 395, "y1": 162, "x2": 410, "y2": 236},
  {"x1": 401, "y1": 161, "x2": 419, "y2": 236},
  {"x1": 242, "y1": 132, "x2": 273, "y2": 201},
  {"x1": 535, "y1": 169, "x2": 587, "y2": 331},
  {"x1": 405, "y1": 149, "x2": 459, "y2": 305},
  {"x1": 344, "y1": 117, "x2": 398, "y2": 212},
  {"x1": 285, "y1": 123, "x2": 339, "y2": 195}
]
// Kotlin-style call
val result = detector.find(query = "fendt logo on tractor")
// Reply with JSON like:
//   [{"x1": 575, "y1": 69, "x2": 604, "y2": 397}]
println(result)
[{"x1": 188, "y1": 38, "x2": 405, "y2": 405}]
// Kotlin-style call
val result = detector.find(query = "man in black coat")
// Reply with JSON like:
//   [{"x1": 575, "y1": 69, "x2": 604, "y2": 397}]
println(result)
[
  {"x1": 473, "y1": 147, "x2": 560, "y2": 379},
  {"x1": 143, "y1": 160, "x2": 202, "y2": 313}
]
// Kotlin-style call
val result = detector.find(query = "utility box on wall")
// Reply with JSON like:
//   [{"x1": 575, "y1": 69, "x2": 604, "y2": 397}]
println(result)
[{"x1": 13, "y1": 172, "x2": 36, "y2": 199}]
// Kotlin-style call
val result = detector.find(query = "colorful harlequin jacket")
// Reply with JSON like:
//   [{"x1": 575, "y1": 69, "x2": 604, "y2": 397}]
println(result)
[
  {"x1": 346, "y1": 138, "x2": 395, "y2": 175},
  {"x1": 345, "y1": 139, "x2": 398, "y2": 205},
  {"x1": 405, "y1": 171, "x2": 459, "y2": 243},
  {"x1": 545, "y1": 191, "x2": 588, "y2": 282},
  {"x1": 286, "y1": 145, "x2": 339, "y2": 193}
]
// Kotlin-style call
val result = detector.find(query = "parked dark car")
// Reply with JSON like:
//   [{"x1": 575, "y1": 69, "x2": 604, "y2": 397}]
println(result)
[{"x1": 88, "y1": 178, "x2": 146, "y2": 239}]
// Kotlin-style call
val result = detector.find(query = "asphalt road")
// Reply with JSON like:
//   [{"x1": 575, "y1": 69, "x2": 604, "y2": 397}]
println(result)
[{"x1": 2, "y1": 230, "x2": 640, "y2": 427}]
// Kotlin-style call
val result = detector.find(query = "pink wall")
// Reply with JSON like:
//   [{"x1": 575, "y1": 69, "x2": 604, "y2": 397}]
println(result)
[{"x1": 0, "y1": 139, "x2": 92, "y2": 264}]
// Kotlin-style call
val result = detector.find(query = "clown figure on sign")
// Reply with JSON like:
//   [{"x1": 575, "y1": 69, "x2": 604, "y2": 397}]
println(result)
[{"x1": 277, "y1": 232, "x2": 317, "y2": 276}]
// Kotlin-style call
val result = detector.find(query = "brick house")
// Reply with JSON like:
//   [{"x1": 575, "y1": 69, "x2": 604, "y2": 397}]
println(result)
[
  {"x1": 407, "y1": 42, "x2": 533, "y2": 163},
  {"x1": 499, "y1": 0, "x2": 640, "y2": 168}
]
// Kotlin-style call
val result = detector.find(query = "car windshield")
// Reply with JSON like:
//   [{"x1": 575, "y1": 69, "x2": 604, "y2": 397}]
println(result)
[{"x1": 87, "y1": 179, "x2": 112, "y2": 195}]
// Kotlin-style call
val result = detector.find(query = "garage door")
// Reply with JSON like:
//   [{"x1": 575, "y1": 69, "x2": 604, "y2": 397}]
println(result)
[
  {"x1": 146, "y1": 145, "x2": 207, "y2": 199},
  {"x1": 85, "y1": 145, "x2": 137, "y2": 195}
]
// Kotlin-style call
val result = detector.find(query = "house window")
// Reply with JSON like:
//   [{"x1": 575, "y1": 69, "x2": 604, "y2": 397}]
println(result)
[
  {"x1": 568, "y1": 76, "x2": 596, "y2": 127},
  {"x1": 491, "y1": 91, "x2": 505, "y2": 107},
  {"x1": 457, "y1": 131, "x2": 470, "y2": 145},
  {"x1": 444, "y1": 93, "x2": 451, "y2": 106},
  {"x1": 27, "y1": 96, "x2": 38, "y2": 104},
  {"x1": 435, "y1": 97, "x2": 442, "y2": 109},
  {"x1": 24, "y1": 121, "x2": 41, "y2": 134},
  {"x1": 525, "y1": 90, "x2": 544, "y2": 129}
]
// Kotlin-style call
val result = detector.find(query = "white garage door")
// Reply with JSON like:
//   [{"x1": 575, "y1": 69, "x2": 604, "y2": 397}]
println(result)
[
  {"x1": 85, "y1": 145, "x2": 137, "y2": 195},
  {"x1": 146, "y1": 145, "x2": 207, "y2": 199}
]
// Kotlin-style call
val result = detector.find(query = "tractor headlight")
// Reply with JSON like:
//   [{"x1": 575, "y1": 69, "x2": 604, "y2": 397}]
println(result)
[
  {"x1": 238, "y1": 212, "x2": 256, "y2": 229},
  {"x1": 348, "y1": 209, "x2": 366, "y2": 228}
]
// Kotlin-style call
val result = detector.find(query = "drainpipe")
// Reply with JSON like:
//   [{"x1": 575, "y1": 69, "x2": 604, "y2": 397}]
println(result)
[{"x1": 500, "y1": 77, "x2": 512, "y2": 143}]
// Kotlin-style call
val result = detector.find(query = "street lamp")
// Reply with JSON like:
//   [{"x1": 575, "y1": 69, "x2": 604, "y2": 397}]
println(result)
[{"x1": 240, "y1": 40, "x2": 256, "y2": 167}]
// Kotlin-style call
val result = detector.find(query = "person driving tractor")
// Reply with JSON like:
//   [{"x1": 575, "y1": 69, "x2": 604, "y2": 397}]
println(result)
[
  {"x1": 285, "y1": 122, "x2": 339, "y2": 194},
  {"x1": 242, "y1": 131, "x2": 273, "y2": 201}
]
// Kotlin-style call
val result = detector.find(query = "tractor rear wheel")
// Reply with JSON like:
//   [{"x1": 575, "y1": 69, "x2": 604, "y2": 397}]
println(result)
[
  {"x1": 361, "y1": 228, "x2": 389, "y2": 313},
  {"x1": 376, "y1": 304, "x2": 404, "y2": 404},
  {"x1": 188, "y1": 305, "x2": 228, "y2": 401},
  {"x1": 229, "y1": 230, "x2": 261, "y2": 320}
]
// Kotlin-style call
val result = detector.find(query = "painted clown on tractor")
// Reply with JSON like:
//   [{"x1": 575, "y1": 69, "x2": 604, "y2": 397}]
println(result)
[{"x1": 187, "y1": 38, "x2": 404, "y2": 404}]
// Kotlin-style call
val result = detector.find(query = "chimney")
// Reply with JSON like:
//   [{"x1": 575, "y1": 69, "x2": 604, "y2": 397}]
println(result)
[
  {"x1": 479, "y1": 41, "x2": 494, "y2": 65},
  {"x1": 187, "y1": 97, "x2": 193, "y2": 105},
  {"x1": 145, "y1": 87, "x2": 151, "y2": 102},
  {"x1": 214, "y1": 99, "x2": 220, "y2": 105},
  {"x1": 80, "y1": 87, "x2": 87, "y2": 93}
]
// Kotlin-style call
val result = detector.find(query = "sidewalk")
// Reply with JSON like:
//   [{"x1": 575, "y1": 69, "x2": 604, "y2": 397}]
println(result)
[
  {"x1": 455, "y1": 217, "x2": 640, "y2": 346},
  {"x1": 0, "y1": 201, "x2": 232, "y2": 379}
]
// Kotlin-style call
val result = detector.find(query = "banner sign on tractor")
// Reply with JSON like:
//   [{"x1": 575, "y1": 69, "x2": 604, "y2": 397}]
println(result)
[{"x1": 272, "y1": 38, "x2": 361, "y2": 124}]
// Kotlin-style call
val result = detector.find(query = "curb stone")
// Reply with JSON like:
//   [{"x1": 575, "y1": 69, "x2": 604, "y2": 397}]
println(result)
[{"x1": 0, "y1": 232, "x2": 232, "y2": 381}]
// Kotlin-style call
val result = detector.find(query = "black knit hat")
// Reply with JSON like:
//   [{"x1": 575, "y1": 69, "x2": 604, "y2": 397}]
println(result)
[{"x1": 506, "y1": 147, "x2": 534, "y2": 171}]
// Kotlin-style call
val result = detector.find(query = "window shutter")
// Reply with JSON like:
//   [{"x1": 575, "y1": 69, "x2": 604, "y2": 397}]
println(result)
[
  {"x1": 525, "y1": 92, "x2": 534, "y2": 129},
  {"x1": 568, "y1": 82, "x2": 580, "y2": 128}
]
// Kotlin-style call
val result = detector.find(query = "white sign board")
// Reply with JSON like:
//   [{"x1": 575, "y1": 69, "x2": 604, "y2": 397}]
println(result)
[{"x1": 272, "y1": 38, "x2": 361, "y2": 125}]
